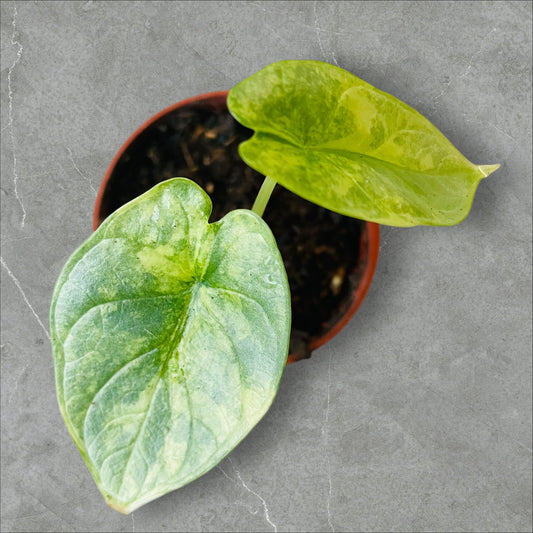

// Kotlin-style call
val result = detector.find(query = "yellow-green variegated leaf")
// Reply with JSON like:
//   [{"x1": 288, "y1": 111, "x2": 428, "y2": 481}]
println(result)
[
  {"x1": 49, "y1": 178, "x2": 290, "y2": 514},
  {"x1": 228, "y1": 60, "x2": 499, "y2": 227}
]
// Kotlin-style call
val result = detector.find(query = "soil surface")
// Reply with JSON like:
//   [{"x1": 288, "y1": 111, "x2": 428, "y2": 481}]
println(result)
[{"x1": 99, "y1": 105, "x2": 363, "y2": 360}]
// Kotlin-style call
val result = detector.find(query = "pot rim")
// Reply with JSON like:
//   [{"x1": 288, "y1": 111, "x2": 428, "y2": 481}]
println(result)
[{"x1": 93, "y1": 90, "x2": 380, "y2": 364}]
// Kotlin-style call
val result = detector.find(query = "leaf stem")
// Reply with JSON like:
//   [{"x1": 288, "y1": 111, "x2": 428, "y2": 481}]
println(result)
[{"x1": 251, "y1": 176, "x2": 277, "y2": 218}]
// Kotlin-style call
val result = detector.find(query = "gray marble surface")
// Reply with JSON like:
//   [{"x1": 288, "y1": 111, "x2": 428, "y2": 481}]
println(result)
[{"x1": 1, "y1": 1, "x2": 531, "y2": 532}]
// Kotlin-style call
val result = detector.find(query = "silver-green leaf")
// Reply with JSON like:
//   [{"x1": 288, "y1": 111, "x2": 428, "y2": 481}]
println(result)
[
  {"x1": 50, "y1": 178, "x2": 291, "y2": 513},
  {"x1": 228, "y1": 60, "x2": 499, "y2": 227}
]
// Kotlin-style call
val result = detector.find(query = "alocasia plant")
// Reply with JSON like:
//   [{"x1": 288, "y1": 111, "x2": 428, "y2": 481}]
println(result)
[{"x1": 50, "y1": 60, "x2": 498, "y2": 513}]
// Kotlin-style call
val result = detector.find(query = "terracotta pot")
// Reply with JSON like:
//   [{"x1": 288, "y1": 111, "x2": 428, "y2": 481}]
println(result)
[{"x1": 93, "y1": 91, "x2": 379, "y2": 365}]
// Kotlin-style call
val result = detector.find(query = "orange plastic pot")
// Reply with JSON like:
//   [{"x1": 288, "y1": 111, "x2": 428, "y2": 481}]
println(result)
[{"x1": 93, "y1": 91, "x2": 379, "y2": 365}]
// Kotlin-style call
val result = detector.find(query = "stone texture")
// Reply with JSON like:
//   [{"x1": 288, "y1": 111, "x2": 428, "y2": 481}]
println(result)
[{"x1": 1, "y1": 1, "x2": 531, "y2": 531}]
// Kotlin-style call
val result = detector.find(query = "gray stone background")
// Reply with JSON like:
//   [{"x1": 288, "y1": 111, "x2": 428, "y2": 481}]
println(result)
[{"x1": 1, "y1": 1, "x2": 531, "y2": 532}]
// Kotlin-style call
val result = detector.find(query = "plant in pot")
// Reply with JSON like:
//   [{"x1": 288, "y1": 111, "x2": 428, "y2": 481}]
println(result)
[
  {"x1": 92, "y1": 90, "x2": 380, "y2": 365},
  {"x1": 49, "y1": 60, "x2": 498, "y2": 514}
]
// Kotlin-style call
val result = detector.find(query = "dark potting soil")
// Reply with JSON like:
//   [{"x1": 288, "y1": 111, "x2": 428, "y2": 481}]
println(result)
[{"x1": 99, "y1": 105, "x2": 363, "y2": 361}]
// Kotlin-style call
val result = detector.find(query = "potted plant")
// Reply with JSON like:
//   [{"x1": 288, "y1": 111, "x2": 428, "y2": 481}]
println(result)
[
  {"x1": 49, "y1": 60, "x2": 499, "y2": 514},
  {"x1": 92, "y1": 91, "x2": 380, "y2": 364}
]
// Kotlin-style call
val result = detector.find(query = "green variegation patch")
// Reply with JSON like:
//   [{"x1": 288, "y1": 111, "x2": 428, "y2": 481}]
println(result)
[
  {"x1": 50, "y1": 178, "x2": 290, "y2": 514},
  {"x1": 228, "y1": 60, "x2": 499, "y2": 227}
]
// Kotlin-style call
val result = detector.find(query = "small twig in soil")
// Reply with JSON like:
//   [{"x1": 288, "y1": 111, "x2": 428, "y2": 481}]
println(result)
[{"x1": 180, "y1": 141, "x2": 198, "y2": 172}]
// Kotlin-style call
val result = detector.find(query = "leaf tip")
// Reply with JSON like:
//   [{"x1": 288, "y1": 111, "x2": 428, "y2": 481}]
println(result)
[
  {"x1": 478, "y1": 164, "x2": 500, "y2": 177},
  {"x1": 106, "y1": 498, "x2": 131, "y2": 515}
]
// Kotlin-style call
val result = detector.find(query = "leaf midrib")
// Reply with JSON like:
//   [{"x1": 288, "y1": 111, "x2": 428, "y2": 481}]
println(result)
[
  {"x1": 247, "y1": 131, "x2": 478, "y2": 178},
  {"x1": 84, "y1": 284, "x2": 199, "y2": 500}
]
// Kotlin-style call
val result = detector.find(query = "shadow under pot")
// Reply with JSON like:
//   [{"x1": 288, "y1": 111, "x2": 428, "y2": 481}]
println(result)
[{"x1": 93, "y1": 91, "x2": 380, "y2": 364}]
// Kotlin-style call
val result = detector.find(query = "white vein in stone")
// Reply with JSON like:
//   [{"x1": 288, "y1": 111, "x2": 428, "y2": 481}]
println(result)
[
  {"x1": 459, "y1": 27, "x2": 498, "y2": 80},
  {"x1": 313, "y1": 1, "x2": 327, "y2": 62},
  {"x1": 433, "y1": 27, "x2": 498, "y2": 109},
  {"x1": 1, "y1": 256, "x2": 50, "y2": 341},
  {"x1": 217, "y1": 464, "x2": 236, "y2": 483},
  {"x1": 313, "y1": 1, "x2": 339, "y2": 67},
  {"x1": 7, "y1": 364, "x2": 28, "y2": 406},
  {"x1": 323, "y1": 348, "x2": 335, "y2": 532},
  {"x1": 227, "y1": 457, "x2": 277, "y2": 532},
  {"x1": 8, "y1": 5, "x2": 26, "y2": 228},
  {"x1": 218, "y1": 465, "x2": 260, "y2": 517},
  {"x1": 67, "y1": 148, "x2": 96, "y2": 194}
]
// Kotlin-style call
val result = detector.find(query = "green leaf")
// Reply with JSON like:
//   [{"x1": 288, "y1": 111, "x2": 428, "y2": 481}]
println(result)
[
  {"x1": 50, "y1": 178, "x2": 290, "y2": 513},
  {"x1": 228, "y1": 60, "x2": 499, "y2": 227}
]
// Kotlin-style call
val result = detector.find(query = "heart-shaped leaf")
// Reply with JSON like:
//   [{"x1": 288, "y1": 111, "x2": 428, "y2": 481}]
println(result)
[
  {"x1": 228, "y1": 60, "x2": 499, "y2": 227},
  {"x1": 50, "y1": 178, "x2": 290, "y2": 513}
]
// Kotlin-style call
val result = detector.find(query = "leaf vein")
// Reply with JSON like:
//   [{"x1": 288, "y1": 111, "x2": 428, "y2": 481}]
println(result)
[
  {"x1": 202, "y1": 300, "x2": 245, "y2": 418},
  {"x1": 87, "y1": 413, "x2": 145, "y2": 448},
  {"x1": 117, "y1": 379, "x2": 163, "y2": 498},
  {"x1": 61, "y1": 291, "x2": 192, "y2": 345},
  {"x1": 207, "y1": 286, "x2": 277, "y2": 343}
]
